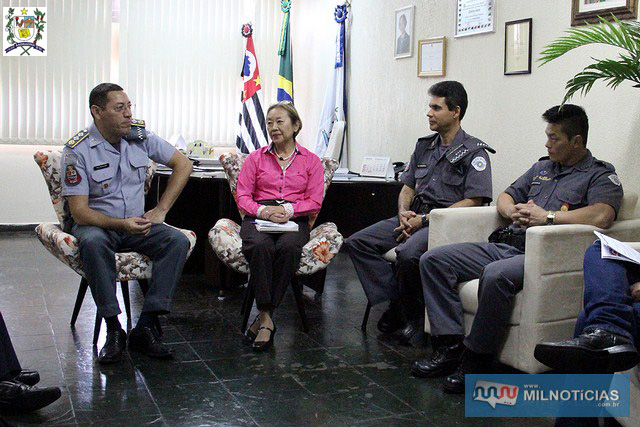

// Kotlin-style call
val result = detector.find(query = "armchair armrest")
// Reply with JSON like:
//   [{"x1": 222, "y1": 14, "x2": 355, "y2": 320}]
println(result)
[
  {"x1": 520, "y1": 218, "x2": 640, "y2": 325},
  {"x1": 428, "y1": 206, "x2": 509, "y2": 249}
]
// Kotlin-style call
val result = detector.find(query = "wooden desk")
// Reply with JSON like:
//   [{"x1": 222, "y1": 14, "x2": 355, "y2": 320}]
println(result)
[{"x1": 146, "y1": 171, "x2": 402, "y2": 286}]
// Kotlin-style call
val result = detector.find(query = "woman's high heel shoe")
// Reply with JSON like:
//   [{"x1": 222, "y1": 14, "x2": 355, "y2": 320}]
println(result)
[
  {"x1": 243, "y1": 315, "x2": 260, "y2": 343},
  {"x1": 252, "y1": 326, "x2": 276, "y2": 352}
]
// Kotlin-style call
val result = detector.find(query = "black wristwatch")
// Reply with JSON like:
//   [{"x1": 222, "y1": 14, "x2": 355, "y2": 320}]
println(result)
[{"x1": 421, "y1": 213, "x2": 429, "y2": 227}]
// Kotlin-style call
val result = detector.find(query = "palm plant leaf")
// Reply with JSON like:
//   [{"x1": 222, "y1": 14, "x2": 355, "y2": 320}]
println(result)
[{"x1": 539, "y1": 15, "x2": 640, "y2": 103}]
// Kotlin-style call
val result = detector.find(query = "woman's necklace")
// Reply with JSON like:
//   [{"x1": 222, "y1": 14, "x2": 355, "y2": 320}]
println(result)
[{"x1": 275, "y1": 148, "x2": 295, "y2": 161}]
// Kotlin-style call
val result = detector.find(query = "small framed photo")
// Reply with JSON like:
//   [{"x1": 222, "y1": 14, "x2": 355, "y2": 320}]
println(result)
[
  {"x1": 571, "y1": 0, "x2": 638, "y2": 26},
  {"x1": 504, "y1": 18, "x2": 532, "y2": 75},
  {"x1": 418, "y1": 37, "x2": 446, "y2": 77},
  {"x1": 394, "y1": 5, "x2": 414, "y2": 59}
]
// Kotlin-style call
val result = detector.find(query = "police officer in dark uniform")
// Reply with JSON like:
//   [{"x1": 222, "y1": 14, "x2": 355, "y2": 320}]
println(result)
[
  {"x1": 345, "y1": 81, "x2": 494, "y2": 342},
  {"x1": 412, "y1": 104, "x2": 624, "y2": 394},
  {"x1": 61, "y1": 83, "x2": 193, "y2": 364},
  {"x1": 0, "y1": 310, "x2": 61, "y2": 412}
]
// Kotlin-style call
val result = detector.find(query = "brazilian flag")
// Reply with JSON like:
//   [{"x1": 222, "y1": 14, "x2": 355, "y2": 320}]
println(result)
[{"x1": 277, "y1": 2, "x2": 293, "y2": 102}]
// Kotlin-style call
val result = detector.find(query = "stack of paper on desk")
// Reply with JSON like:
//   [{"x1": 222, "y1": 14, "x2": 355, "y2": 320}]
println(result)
[
  {"x1": 594, "y1": 231, "x2": 640, "y2": 265},
  {"x1": 254, "y1": 219, "x2": 299, "y2": 233}
]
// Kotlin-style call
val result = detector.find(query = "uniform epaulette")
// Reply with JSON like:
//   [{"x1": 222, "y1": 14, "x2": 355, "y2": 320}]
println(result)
[
  {"x1": 474, "y1": 141, "x2": 496, "y2": 154},
  {"x1": 445, "y1": 144, "x2": 469, "y2": 165},
  {"x1": 417, "y1": 133, "x2": 438, "y2": 149},
  {"x1": 125, "y1": 119, "x2": 147, "y2": 142},
  {"x1": 595, "y1": 159, "x2": 616, "y2": 171},
  {"x1": 65, "y1": 129, "x2": 90, "y2": 149}
]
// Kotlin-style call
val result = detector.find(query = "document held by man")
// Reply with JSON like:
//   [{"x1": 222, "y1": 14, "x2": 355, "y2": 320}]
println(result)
[{"x1": 594, "y1": 231, "x2": 640, "y2": 266}]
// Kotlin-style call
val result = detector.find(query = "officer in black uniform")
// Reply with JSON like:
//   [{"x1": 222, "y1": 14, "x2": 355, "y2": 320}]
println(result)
[
  {"x1": 412, "y1": 104, "x2": 624, "y2": 394},
  {"x1": 0, "y1": 311, "x2": 61, "y2": 412},
  {"x1": 345, "y1": 81, "x2": 494, "y2": 342}
]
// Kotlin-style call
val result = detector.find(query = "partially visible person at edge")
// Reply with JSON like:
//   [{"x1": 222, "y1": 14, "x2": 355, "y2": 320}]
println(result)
[{"x1": 236, "y1": 102, "x2": 324, "y2": 352}]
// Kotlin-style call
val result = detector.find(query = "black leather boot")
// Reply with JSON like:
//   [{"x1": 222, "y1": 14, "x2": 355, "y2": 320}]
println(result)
[
  {"x1": 411, "y1": 335, "x2": 464, "y2": 378},
  {"x1": 443, "y1": 347, "x2": 492, "y2": 394}
]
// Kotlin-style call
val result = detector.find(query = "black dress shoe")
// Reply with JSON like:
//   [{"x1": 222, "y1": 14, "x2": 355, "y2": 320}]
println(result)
[
  {"x1": 0, "y1": 380, "x2": 61, "y2": 412},
  {"x1": 98, "y1": 328, "x2": 127, "y2": 364},
  {"x1": 398, "y1": 320, "x2": 425, "y2": 346},
  {"x1": 377, "y1": 305, "x2": 404, "y2": 333},
  {"x1": 443, "y1": 349, "x2": 492, "y2": 394},
  {"x1": 128, "y1": 326, "x2": 173, "y2": 359},
  {"x1": 11, "y1": 370, "x2": 40, "y2": 387},
  {"x1": 411, "y1": 339, "x2": 463, "y2": 378},
  {"x1": 252, "y1": 326, "x2": 276, "y2": 352},
  {"x1": 534, "y1": 328, "x2": 639, "y2": 373}
]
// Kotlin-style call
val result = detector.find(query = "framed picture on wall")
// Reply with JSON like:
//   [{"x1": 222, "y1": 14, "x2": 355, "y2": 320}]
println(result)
[
  {"x1": 504, "y1": 18, "x2": 532, "y2": 75},
  {"x1": 394, "y1": 5, "x2": 414, "y2": 59},
  {"x1": 418, "y1": 37, "x2": 446, "y2": 77},
  {"x1": 571, "y1": 0, "x2": 638, "y2": 26}
]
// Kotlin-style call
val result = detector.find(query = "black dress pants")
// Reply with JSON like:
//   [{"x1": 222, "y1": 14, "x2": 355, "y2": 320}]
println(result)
[
  {"x1": 240, "y1": 217, "x2": 310, "y2": 311},
  {"x1": 0, "y1": 311, "x2": 21, "y2": 380}
]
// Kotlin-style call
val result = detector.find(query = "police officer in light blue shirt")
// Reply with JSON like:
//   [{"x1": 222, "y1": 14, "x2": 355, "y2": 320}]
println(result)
[{"x1": 61, "y1": 83, "x2": 193, "y2": 364}]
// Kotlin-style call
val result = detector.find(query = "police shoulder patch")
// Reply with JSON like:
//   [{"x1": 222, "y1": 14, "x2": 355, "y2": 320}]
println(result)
[
  {"x1": 65, "y1": 129, "x2": 90, "y2": 149},
  {"x1": 608, "y1": 174, "x2": 621, "y2": 186},
  {"x1": 471, "y1": 156, "x2": 487, "y2": 172}
]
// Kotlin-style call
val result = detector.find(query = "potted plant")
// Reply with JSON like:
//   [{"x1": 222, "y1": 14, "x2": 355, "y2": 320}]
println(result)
[{"x1": 539, "y1": 16, "x2": 640, "y2": 104}]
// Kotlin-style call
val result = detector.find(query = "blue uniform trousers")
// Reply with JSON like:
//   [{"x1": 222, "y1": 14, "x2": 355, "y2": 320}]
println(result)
[
  {"x1": 72, "y1": 223, "x2": 190, "y2": 318},
  {"x1": 420, "y1": 242, "x2": 524, "y2": 354},
  {"x1": 575, "y1": 242, "x2": 640, "y2": 344},
  {"x1": 0, "y1": 312, "x2": 21, "y2": 380},
  {"x1": 345, "y1": 216, "x2": 429, "y2": 320}
]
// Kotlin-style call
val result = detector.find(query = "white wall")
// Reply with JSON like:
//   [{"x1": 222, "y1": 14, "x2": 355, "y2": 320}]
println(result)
[
  {"x1": 349, "y1": 0, "x2": 640, "y2": 208},
  {"x1": 2, "y1": 0, "x2": 639, "y2": 224}
]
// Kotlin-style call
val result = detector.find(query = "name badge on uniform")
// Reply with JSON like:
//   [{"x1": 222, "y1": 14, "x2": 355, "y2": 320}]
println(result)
[
  {"x1": 94, "y1": 163, "x2": 109, "y2": 171},
  {"x1": 417, "y1": 164, "x2": 427, "y2": 168}
]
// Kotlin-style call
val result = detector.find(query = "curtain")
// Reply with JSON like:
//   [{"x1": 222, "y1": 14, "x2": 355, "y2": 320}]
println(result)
[
  {"x1": 119, "y1": 0, "x2": 281, "y2": 146},
  {"x1": 0, "y1": 0, "x2": 112, "y2": 145}
]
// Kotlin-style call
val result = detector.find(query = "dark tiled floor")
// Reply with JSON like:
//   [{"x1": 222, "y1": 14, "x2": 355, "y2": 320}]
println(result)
[{"x1": 0, "y1": 231, "x2": 554, "y2": 426}]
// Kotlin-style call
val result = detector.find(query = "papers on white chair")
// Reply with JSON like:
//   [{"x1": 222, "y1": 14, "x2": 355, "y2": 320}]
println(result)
[
  {"x1": 254, "y1": 219, "x2": 299, "y2": 233},
  {"x1": 594, "y1": 231, "x2": 640, "y2": 265}
]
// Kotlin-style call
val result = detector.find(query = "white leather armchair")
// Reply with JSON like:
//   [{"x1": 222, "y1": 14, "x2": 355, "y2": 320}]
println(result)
[{"x1": 425, "y1": 193, "x2": 640, "y2": 373}]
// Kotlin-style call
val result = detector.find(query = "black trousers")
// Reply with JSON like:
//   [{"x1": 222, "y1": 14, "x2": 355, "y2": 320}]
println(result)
[
  {"x1": 240, "y1": 217, "x2": 310, "y2": 311},
  {"x1": 0, "y1": 311, "x2": 21, "y2": 380}
]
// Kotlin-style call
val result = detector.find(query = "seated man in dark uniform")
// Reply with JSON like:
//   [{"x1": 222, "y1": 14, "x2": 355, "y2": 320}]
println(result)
[
  {"x1": 345, "y1": 81, "x2": 494, "y2": 343},
  {"x1": 413, "y1": 104, "x2": 624, "y2": 393},
  {"x1": 0, "y1": 311, "x2": 61, "y2": 412},
  {"x1": 61, "y1": 83, "x2": 193, "y2": 364}
]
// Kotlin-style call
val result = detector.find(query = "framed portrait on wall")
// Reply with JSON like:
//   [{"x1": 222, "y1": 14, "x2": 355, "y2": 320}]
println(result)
[
  {"x1": 395, "y1": 5, "x2": 414, "y2": 59},
  {"x1": 571, "y1": 0, "x2": 638, "y2": 26},
  {"x1": 504, "y1": 18, "x2": 532, "y2": 75}
]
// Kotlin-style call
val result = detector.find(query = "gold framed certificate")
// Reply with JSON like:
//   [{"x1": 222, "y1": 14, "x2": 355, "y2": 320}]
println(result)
[{"x1": 418, "y1": 37, "x2": 446, "y2": 77}]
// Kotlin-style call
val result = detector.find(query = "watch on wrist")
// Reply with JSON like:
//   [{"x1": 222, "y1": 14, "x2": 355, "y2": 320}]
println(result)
[
  {"x1": 421, "y1": 213, "x2": 428, "y2": 227},
  {"x1": 546, "y1": 211, "x2": 556, "y2": 225}
]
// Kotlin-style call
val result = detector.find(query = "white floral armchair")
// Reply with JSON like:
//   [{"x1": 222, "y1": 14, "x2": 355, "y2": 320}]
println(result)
[
  {"x1": 208, "y1": 152, "x2": 343, "y2": 331},
  {"x1": 34, "y1": 150, "x2": 197, "y2": 343}
]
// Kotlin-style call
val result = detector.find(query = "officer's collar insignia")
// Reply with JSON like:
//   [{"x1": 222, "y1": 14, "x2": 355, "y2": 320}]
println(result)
[
  {"x1": 65, "y1": 129, "x2": 90, "y2": 149},
  {"x1": 131, "y1": 119, "x2": 145, "y2": 127},
  {"x1": 445, "y1": 143, "x2": 468, "y2": 165}
]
